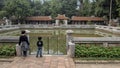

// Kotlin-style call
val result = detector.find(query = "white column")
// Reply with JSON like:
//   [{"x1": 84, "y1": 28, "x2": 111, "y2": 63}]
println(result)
[
  {"x1": 55, "y1": 20, "x2": 59, "y2": 26},
  {"x1": 5, "y1": 19, "x2": 9, "y2": 25}
]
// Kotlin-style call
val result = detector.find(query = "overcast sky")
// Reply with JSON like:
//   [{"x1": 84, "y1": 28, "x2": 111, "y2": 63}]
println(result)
[{"x1": 89, "y1": 0, "x2": 94, "y2": 2}]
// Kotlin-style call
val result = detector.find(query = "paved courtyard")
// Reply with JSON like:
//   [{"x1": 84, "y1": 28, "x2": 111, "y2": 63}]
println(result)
[
  {"x1": 76, "y1": 64, "x2": 120, "y2": 68},
  {"x1": 1, "y1": 55, "x2": 75, "y2": 68},
  {"x1": 0, "y1": 62, "x2": 10, "y2": 68},
  {"x1": 1, "y1": 55, "x2": 120, "y2": 68}
]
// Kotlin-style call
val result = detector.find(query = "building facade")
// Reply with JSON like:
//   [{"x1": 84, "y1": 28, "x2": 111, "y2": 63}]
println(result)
[
  {"x1": 11, "y1": 14, "x2": 107, "y2": 26},
  {"x1": 71, "y1": 16, "x2": 107, "y2": 25},
  {"x1": 55, "y1": 14, "x2": 69, "y2": 26},
  {"x1": 25, "y1": 16, "x2": 53, "y2": 25}
]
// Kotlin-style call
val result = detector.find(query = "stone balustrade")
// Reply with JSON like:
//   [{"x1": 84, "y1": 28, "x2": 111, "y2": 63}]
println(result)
[
  {"x1": 95, "y1": 25, "x2": 120, "y2": 34},
  {"x1": 66, "y1": 30, "x2": 120, "y2": 58},
  {"x1": 0, "y1": 36, "x2": 19, "y2": 43}
]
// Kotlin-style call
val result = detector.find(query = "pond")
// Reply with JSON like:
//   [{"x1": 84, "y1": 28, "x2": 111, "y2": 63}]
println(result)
[{"x1": 0, "y1": 28, "x2": 120, "y2": 55}]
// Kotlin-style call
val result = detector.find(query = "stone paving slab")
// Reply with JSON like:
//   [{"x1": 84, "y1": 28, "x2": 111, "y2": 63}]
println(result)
[
  {"x1": 4, "y1": 55, "x2": 75, "y2": 68},
  {"x1": 75, "y1": 60, "x2": 120, "y2": 68},
  {"x1": 0, "y1": 62, "x2": 11, "y2": 68},
  {"x1": 76, "y1": 64, "x2": 120, "y2": 68},
  {"x1": 75, "y1": 60, "x2": 120, "y2": 64}
]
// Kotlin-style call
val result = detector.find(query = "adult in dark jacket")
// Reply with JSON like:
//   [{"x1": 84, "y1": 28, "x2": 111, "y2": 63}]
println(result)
[
  {"x1": 19, "y1": 30, "x2": 29, "y2": 57},
  {"x1": 36, "y1": 37, "x2": 43, "y2": 57}
]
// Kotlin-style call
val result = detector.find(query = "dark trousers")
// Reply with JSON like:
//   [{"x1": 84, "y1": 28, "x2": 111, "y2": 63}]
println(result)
[
  {"x1": 36, "y1": 47, "x2": 42, "y2": 57},
  {"x1": 23, "y1": 51, "x2": 27, "y2": 57}
]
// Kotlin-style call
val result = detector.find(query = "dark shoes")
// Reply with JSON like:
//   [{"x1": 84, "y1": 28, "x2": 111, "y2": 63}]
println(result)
[
  {"x1": 23, "y1": 54, "x2": 27, "y2": 57},
  {"x1": 36, "y1": 55, "x2": 42, "y2": 58}
]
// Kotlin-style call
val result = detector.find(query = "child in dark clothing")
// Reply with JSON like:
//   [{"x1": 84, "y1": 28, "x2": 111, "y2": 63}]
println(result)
[{"x1": 36, "y1": 37, "x2": 43, "y2": 57}]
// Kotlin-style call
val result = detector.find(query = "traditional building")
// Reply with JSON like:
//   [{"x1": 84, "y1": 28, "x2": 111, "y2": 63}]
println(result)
[
  {"x1": 10, "y1": 16, "x2": 18, "y2": 25},
  {"x1": 71, "y1": 16, "x2": 107, "y2": 25},
  {"x1": 3, "y1": 17, "x2": 12, "y2": 25},
  {"x1": 0, "y1": 18, "x2": 12, "y2": 26},
  {"x1": 25, "y1": 16, "x2": 53, "y2": 25},
  {"x1": 10, "y1": 14, "x2": 108, "y2": 26},
  {"x1": 55, "y1": 14, "x2": 69, "y2": 26}
]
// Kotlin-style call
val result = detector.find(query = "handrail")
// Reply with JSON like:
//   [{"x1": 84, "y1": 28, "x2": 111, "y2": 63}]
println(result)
[
  {"x1": 0, "y1": 36, "x2": 19, "y2": 43},
  {"x1": 73, "y1": 37, "x2": 120, "y2": 44}
]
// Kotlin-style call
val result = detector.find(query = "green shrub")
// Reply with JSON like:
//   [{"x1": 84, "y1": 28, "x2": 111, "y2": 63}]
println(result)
[
  {"x1": 75, "y1": 45, "x2": 120, "y2": 58},
  {"x1": 0, "y1": 45, "x2": 16, "y2": 56}
]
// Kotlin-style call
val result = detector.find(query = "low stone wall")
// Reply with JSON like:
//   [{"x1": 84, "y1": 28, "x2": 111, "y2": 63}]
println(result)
[
  {"x1": 66, "y1": 30, "x2": 120, "y2": 58},
  {"x1": 19, "y1": 24, "x2": 95, "y2": 29},
  {"x1": 0, "y1": 25, "x2": 19, "y2": 31},
  {"x1": 0, "y1": 36, "x2": 19, "y2": 43},
  {"x1": 95, "y1": 25, "x2": 120, "y2": 34}
]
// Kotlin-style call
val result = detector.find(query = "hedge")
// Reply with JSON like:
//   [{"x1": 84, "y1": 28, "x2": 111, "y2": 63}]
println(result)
[
  {"x1": 75, "y1": 44, "x2": 120, "y2": 58},
  {"x1": 0, "y1": 45, "x2": 16, "y2": 56}
]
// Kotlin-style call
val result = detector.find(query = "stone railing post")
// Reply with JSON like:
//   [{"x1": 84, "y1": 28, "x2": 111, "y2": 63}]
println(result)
[
  {"x1": 68, "y1": 41, "x2": 75, "y2": 57},
  {"x1": 66, "y1": 30, "x2": 75, "y2": 57},
  {"x1": 66, "y1": 30, "x2": 73, "y2": 50},
  {"x1": 103, "y1": 42, "x2": 108, "y2": 47},
  {"x1": 16, "y1": 44, "x2": 21, "y2": 56}
]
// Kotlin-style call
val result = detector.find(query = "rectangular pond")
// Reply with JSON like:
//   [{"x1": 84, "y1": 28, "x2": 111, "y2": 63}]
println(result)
[{"x1": 0, "y1": 28, "x2": 120, "y2": 55}]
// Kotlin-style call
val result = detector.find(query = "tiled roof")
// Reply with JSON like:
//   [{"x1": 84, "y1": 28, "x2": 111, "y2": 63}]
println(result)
[
  {"x1": 71, "y1": 16, "x2": 106, "y2": 21},
  {"x1": 26, "y1": 16, "x2": 52, "y2": 21},
  {"x1": 55, "y1": 14, "x2": 69, "y2": 20}
]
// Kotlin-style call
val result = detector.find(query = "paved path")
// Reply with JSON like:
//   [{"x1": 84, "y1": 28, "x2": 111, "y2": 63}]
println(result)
[
  {"x1": 76, "y1": 64, "x2": 120, "y2": 68},
  {"x1": 0, "y1": 62, "x2": 11, "y2": 68},
  {"x1": 4, "y1": 55, "x2": 75, "y2": 68},
  {"x1": 75, "y1": 60, "x2": 120, "y2": 68},
  {"x1": 1, "y1": 56, "x2": 120, "y2": 68}
]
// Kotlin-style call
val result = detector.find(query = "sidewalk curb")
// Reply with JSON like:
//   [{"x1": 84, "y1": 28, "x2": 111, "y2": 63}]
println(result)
[
  {"x1": 0, "y1": 59, "x2": 13, "y2": 62},
  {"x1": 75, "y1": 60, "x2": 120, "y2": 64}
]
